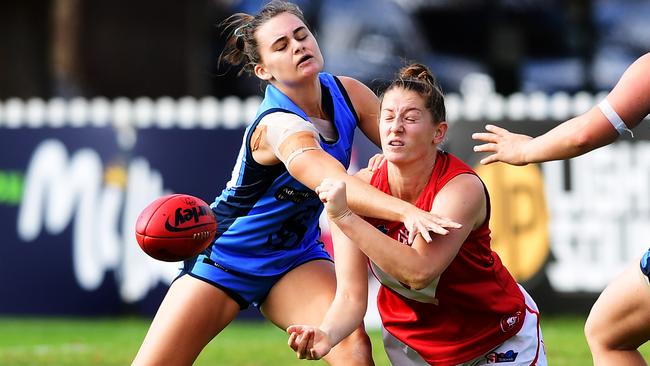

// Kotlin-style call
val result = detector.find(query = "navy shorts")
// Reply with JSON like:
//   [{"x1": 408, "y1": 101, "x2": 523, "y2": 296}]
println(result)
[
  {"x1": 178, "y1": 245, "x2": 332, "y2": 309},
  {"x1": 640, "y1": 248, "x2": 650, "y2": 281}
]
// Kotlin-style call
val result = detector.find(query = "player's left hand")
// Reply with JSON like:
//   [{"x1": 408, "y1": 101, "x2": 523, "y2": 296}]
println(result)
[
  {"x1": 472, "y1": 124, "x2": 533, "y2": 165},
  {"x1": 402, "y1": 205, "x2": 461, "y2": 243},
  {"x1": 287, "y1": 325, "x2": 333, "y2": 360}
]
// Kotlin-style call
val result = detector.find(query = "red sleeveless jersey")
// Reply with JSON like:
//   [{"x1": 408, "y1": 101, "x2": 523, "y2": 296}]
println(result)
[{"x1": 367, "y1": 151, "x2": 525, "y2": 365}]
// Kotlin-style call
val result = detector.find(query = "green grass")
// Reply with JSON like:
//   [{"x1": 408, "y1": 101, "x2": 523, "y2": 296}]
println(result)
[{"x1": 0, "y1": 316, "x2": 649, "y2": 365}]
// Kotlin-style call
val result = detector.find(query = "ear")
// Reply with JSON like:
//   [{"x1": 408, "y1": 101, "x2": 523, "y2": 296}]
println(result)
[
  {"x1": 433, "y1": 121, "x2": 448, "y2": 144},
  {"x1": 254, "y1": 63, "x2": 273, "y2": 81}
]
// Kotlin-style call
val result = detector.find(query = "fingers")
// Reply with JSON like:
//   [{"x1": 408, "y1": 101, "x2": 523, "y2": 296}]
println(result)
[
  {"x1": 315, "y1": 179, "x2": 333, "y2": 203},
  {"x1": 317, "y1": 190, "x2": 329, "y2": 204},
  {"x1": 316, "y1": 179, "x2": 344, "y2": 194},
  {"x1": 412, "y1": 224, "x2": 432, "y2": 244},
  {"x1": 428, "y1": 225, "x2": 450, "y2": 236},
  {"x1": 407, "y1": 228, "x2": 416, "y2": 244},
  {"x1": 471, "y1": 132, "x2": 498, "y2": 144},
  {"x1": 287, "y1": 326, "x2": 304, "y2": 349},
  {"x1": 471, "y1": 124, "x2": 509, "y2": 142},
  {"x1": 422, "y1": 222, "x2": 435, "y2": 242},
  {"x1": 287, "y1": 326, "x2": 316, "y2": 359},
  {"x1": 315, "y1": 178, "x2": 332, "y2": 194},
  {"x1": 295, "y1": 330, "x2": 308, "y2": 358},
  {"x1": 436, "y1": 217, "x2": 462, "y2": 229},
  {"x1": 407, "y1": 214, "x2": 463, "y2": 243},
  {"x1": 288, "y1": 330, "x2": 298, "y2": 349},
  {"x1": 484, "y1": 124, "x2": 509, "y2": 134},
  {"x1": 305, "y1": 331, "x2": 314, "y2": 358},
  {"x1": 295, "y1": 329, "x2": 314, "y2": 359},
  {"x1": 473, "y1": 142, "x2": 498, "y2": 153},
  {"x1": 408, "y1": 222, "x2": 434, "y2": 244},
  {"x1": 367, "y1": 153, "x2": 385, "y2": 171},
  {"x1": 473, "y1": 138, "x2": 499, "y2": 165},
  {"x1": 479, "y1": 154, "x2": 498, "y2": 165}
]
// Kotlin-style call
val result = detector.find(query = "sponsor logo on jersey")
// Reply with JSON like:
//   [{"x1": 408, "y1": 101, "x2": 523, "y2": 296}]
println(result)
[
  {"x1": 374, "y1": 225, "x2": 410, "y2": 246},
  {"x1": 397, "y1": 228, "x2": 410, "y2": 245},
  {"x1": 500, "y1": 311, "x2": 522, "y2": 332},
  {"x1": 274, "y1": 185, "x2": 317, "y2": 203},
  {"x1": 486, "y1": 349, "x2": 519, "y2": 363}
]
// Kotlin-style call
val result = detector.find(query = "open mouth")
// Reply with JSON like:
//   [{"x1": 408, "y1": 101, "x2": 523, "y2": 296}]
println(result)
[
  {"x1": 388, "y1": 140, "x2": 404, "y2": 147},
  {"x1": 297, "y1": 54, "x2": 313, "y2": 66}
]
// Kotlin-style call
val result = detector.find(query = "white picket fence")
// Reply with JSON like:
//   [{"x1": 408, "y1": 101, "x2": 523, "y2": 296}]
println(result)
[{"x1": 1, "y1": 90, "x2": 630, "y2": 129}]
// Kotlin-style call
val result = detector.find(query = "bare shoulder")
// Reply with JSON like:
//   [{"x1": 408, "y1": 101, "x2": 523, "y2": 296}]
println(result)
[
  {"x1": 434, "y1": 173, "x2": 486, "y2": 228},
  {"x1": 353, "y1": 167, "x2": 374, "y2": 184},
  {"x1": 336, "y1": 76, "x2": 381, "y2": 145},
  {"x1": 337, "y1": 76, "x2": 373, "y2": 94},
  {"x1": 441, "y1": 173, "x2": 485, "y2": 200},
  {"x1": 336, "y1": 76, "x2": 378, "y2": 107}
]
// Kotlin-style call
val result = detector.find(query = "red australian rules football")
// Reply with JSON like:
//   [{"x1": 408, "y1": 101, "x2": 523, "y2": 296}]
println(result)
[{"x1": 135, "y1": 194, "x2": 217, "y2": 262}]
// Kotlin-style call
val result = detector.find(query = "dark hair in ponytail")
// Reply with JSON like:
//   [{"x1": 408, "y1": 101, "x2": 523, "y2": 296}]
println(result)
[
  {"x1": 382, "y1": 63, "x2": 446, "y2": 123},
  {"x1": 218, "y1": 1, "x2": 308, "y2": 76}
]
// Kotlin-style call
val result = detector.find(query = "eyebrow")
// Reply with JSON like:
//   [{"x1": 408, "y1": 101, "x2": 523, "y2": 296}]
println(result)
[
  {"x1": 382, "y1": 107, "x2": 422, "y2": 113},
  {"x1": 270, "y1": 26, "x2": 307, "y2": 48},
  {"x1": 404, "y1": 107, "x2": 422, "y2": 114}
]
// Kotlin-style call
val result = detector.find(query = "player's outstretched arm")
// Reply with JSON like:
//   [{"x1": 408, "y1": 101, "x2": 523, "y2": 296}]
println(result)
[
  {"x1": 473, "y1": 52, "x2": 650, "y2": 165},
  {"x1": 286, "y1": 142, "x2": 461, "y2": 242},
  {"x1": 292, "y1": 148, "x2": 461, "y2": 241},
  {"x1": 287, "y1": 202, "x2": 368, "y2": 360},
  {"x1": 253, "y1": 113, "x2": 461, "y2": 241}
]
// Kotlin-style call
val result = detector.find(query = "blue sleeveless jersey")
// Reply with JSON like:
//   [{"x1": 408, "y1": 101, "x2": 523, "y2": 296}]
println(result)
[{"x1": 208, "y1": 73, "x2": 359, "y2": 276}]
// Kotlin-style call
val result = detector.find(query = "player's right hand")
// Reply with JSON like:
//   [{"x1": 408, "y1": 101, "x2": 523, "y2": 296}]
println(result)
[
  {"x1": 287, "y1": 325, "x2": 333, "y2": 360},
  {"x1": 472, "y1": 124, "x2": 533, "y2": 166},
  {"x1": 366, "y1": 153, "x2": 385, "y2": 171},
  {"x1": 315, "y1": 178, "x2": 352, "y2": 221}
]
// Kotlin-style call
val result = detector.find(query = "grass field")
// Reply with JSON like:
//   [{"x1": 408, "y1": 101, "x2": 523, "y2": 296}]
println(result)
[{"x1": 1, "y1": 316, "x2": 649, "y2": 365}]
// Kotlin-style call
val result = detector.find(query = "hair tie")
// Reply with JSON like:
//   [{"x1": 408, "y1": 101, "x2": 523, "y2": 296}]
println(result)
[{"x1": 234, "y1": 24, "x2": 247, "y2": 37}]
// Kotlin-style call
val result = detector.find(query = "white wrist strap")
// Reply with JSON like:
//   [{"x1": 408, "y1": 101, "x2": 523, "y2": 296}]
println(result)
[{"x1": 598, "y1": 99, "x2": 634, "y2": 137}]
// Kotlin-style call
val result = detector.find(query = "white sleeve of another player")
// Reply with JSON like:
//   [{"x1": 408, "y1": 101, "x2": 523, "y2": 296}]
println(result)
[{"x1": 260, "y1": 112, "x2": 322, "y2": 166}]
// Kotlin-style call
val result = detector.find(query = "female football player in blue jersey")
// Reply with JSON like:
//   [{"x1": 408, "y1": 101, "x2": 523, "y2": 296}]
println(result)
[
  {"x1": 473, "y1": 53, "x2": 650, "y2": 365},
  {"x1": 131, "y1": 2, "x2": 460, "y2": 365}
]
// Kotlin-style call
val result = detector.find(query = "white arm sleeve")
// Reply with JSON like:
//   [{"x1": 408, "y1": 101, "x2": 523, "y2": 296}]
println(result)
[
  {"x1": 598, "y1": 99, "x2": 634, "y2": 137},
  {"x1": 259, "y1": 112, "x2": 322, "y2": 165}
]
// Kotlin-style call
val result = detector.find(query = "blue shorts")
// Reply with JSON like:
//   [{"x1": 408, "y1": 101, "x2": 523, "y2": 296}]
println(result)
[
  {"x1": 178, "y1": 245, "x2": 332, "y2": 309},
  {"x1": 640, "y1": 248, "x2": 650, "y2": 281}
]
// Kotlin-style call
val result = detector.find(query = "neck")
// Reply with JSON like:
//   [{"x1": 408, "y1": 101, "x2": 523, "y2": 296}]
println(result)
[
  {"x1": 273, "y1": 76, "x2": 325, "y2": 118},
  {"x1": 387, "y1": 151, "x2": 438, "y2": 204}
]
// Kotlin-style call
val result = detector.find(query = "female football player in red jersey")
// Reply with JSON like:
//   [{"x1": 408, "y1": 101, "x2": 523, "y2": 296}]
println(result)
[
  {"x1": 287, "y1": 63, "x2": 547, "y2": 365},
  {"x1": 473, "y1": 52, "x2": 650, "y2": 366}
]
